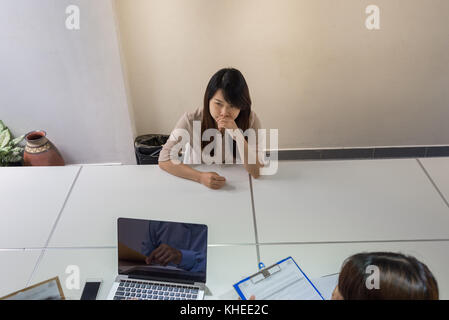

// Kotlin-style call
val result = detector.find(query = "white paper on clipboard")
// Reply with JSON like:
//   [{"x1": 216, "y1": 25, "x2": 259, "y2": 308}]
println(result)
[{"x1": 234, "y1": 257, "x2": 324, "y2": 300}]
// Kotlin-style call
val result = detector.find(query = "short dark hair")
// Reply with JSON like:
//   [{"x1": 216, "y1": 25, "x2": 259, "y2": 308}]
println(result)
[{"x1": 338, "y1": 252, "x2": 439, "y2": 300}]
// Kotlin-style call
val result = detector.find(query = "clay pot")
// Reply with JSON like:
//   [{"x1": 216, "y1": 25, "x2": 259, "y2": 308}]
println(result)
[{"x1": 23, "y1": 130, "x2": 65, "y2": 166}]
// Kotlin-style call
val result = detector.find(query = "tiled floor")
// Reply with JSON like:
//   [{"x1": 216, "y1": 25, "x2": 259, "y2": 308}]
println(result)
[{"x1": 1, "y1": 158, "x2": 449, "y2": 299}]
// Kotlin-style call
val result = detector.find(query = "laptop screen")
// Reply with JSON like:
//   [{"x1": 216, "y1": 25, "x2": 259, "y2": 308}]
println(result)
[{"x1": 117, "y1": 218, "x2": 208, "y2": 284}]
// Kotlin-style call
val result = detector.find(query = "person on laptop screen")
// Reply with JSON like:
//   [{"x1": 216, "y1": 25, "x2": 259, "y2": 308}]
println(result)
[
  {"x1": 113, "y1": 218, "x2": 208, "y2": 301},
  {"x1": 140, "y1": 221, "x2": 207, "y2": 273}
]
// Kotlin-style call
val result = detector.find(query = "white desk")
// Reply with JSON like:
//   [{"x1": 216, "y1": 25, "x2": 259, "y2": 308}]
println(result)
[
  {"x1": 48, "y1": 164, "x2": 255, "y2": 247},
  {"x1": 4, "y1": 160, "x2": 449, "y2": 300},
  {"x1": 0, "y1": 250, "x2": 43, "y2": 298},
  {"x1": 206, "y1": 245, "x2": 259, "y2": 300},
  {"x1": 252, "y1": 160, "x2": 449, "y2": 243},
  {"x1": 0, "y1": 167, "x2": 80, "y2": 248},
  {"x1": 258, "y1": 240, "x2": 449, "y2": 299},
  {"x1": 28, "y1": 245, "x2": 258, "y2": 300},
  {"x1": 419, "y1": 158, "x2": 449, "y2": 205}
]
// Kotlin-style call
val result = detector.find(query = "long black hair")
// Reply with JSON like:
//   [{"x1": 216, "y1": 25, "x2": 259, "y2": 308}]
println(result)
[{"x1": 201, "y1": 68, "x2": 252, "y2": 151}]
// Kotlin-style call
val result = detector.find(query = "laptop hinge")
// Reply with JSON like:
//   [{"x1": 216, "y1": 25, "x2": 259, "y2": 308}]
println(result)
[{"x1": 129, "y1": 275, "x2": 195, "y2": 285}]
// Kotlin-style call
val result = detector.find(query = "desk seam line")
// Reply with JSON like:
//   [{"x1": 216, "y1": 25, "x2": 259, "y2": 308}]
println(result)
[
  {"x1": 26, "y1": 166, "x2": 83, "y2": 287},
  {"x1": 4, "y1": 238, "x2": 449, "y2": 252},
  {"x1": 248, "y1": 174, "x2": 261, "y2": 264},
  {"x1": 416, "y1": 159, "x2": 449, "y2": 210},
  {"x1": 256, "y1": 238, "x2": 449, "y2": 246}
]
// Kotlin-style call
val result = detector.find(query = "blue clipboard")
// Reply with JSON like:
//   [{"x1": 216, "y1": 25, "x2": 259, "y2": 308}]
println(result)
[{"x1": 233, "y1": 256, "x2": 325, "y2": 300}]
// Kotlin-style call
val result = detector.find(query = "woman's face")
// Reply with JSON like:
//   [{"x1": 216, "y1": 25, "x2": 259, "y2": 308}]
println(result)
[{"x1": 209, "y1": 89, "x2": 240, "y2": 124}]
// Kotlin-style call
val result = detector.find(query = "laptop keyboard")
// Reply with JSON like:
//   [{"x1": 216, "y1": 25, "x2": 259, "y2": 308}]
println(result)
[{"x1": 113, "y1": 280, "x2": 200, "y2": 300}]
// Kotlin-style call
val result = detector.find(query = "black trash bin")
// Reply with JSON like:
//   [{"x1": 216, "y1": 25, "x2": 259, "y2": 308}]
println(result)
[{"x1": 134, "y1": 134, "x2": 169, "y2": 165}]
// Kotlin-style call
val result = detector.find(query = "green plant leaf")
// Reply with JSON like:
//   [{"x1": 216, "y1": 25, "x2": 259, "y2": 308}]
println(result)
[
  {"x1": 0, "y1": 118, "x2": 25, "y2": 164},
  {"x1": 0, "y1": 145, "x2": 12, "y2": 153},
  {"x1": 0, "y1": 129, "x2": 11, "y2": 148},
  {"x1": 9, "y1": 155, "x2": 22, "y2": 163},
  {"x1": 11, "y1": 134, "x2": 25, "y2": 147},
  {"x1": 11, "y1": 146, "x2": 24, "y2": 153}
]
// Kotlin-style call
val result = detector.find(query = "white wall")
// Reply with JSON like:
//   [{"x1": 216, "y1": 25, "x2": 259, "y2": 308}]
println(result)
[
  {"x1": 0, "y1": 0, "x2": 136, "y2": 164},
  {"x1": 115, "y1": 0, "x2": 449, "y2": 149}
]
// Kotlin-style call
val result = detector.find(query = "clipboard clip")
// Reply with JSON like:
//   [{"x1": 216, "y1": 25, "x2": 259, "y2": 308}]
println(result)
[{"x1": 251, "y1": 262, "x2": 281, "y2": 284}]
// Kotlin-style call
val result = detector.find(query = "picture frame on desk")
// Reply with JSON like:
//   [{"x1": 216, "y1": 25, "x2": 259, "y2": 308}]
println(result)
[{"x1": 0, "y1": 277, "x2": 65, "y2": 300}]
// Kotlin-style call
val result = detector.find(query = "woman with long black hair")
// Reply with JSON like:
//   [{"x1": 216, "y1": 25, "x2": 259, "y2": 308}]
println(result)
[{"x1": 158, "y1": 68, "x2": 264, "y2": 189}]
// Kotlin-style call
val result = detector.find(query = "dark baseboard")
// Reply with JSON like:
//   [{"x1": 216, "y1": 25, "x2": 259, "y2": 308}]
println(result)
[{"x1": 269, "y1": 146, "x2": 449, "y2": 161}]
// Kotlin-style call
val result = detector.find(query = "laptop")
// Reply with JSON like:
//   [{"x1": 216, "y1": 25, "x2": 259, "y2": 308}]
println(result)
[{"x1": 107, "y1": 218, "x2": 208, "y2": 300}]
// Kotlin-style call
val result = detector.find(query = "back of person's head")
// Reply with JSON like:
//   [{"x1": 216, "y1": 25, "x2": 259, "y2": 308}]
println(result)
[{"x1": 336, "y1": 252, "x2": 439, "y2": 300}]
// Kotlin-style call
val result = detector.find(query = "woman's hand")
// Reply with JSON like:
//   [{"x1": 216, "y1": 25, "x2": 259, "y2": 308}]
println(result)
[
  {"x1": 217, "y1": 116, "x2": 238, "y2": 132},
  {"x1": 200, "y1": 172, "x2": 226, "y2": 190}
]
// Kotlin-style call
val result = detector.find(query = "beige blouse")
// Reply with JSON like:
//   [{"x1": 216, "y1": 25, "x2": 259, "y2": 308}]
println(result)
[{"x1": 159, "y1": 107, "x2": 262, "y2": 164}]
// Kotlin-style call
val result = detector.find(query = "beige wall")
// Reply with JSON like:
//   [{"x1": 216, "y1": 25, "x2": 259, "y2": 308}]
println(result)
[{"x1": 115, "y1": 0, "x2": 449, "y2": 149}]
